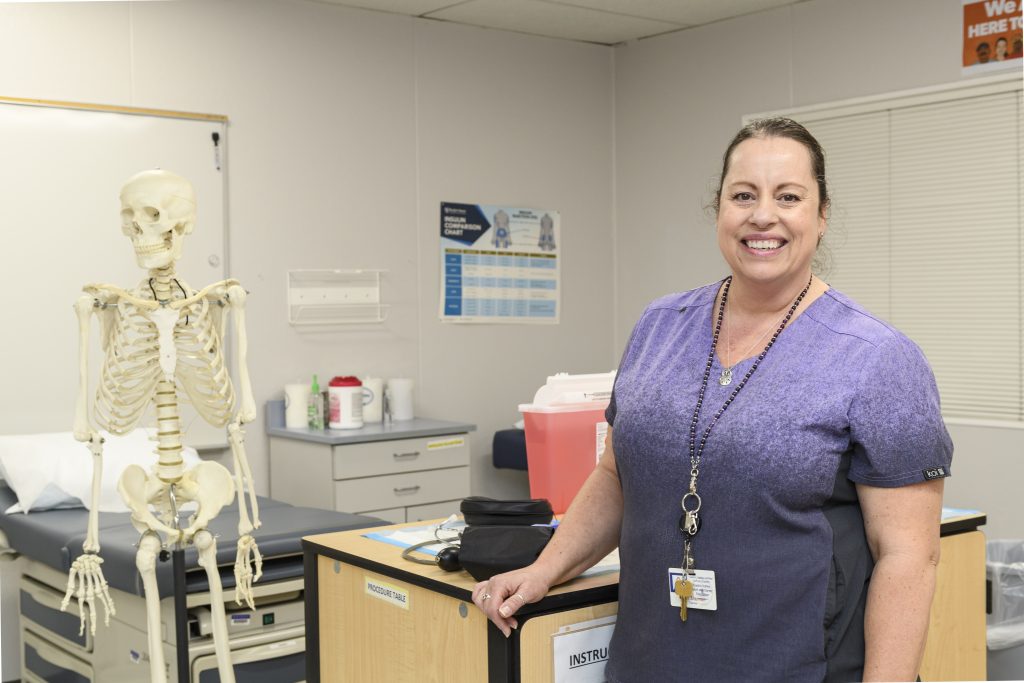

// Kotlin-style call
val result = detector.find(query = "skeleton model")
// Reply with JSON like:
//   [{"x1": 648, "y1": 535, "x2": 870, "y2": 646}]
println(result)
[{"x1": 63, "y1": 169, "x2": 261, "y2": 683}]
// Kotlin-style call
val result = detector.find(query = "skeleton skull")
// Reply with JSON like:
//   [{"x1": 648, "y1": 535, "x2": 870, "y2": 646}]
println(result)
[{"x1": 120, "y1": 170, "x2": 196, "y2": 270}]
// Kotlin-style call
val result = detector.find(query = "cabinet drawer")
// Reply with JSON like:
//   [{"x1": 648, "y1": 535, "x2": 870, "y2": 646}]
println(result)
[
  {"x1": 332, "y1": 434, "x2": 470, "y2": 479},
  {"x1": 336, "y1": 467, "x2": 469, "y2": 513}
]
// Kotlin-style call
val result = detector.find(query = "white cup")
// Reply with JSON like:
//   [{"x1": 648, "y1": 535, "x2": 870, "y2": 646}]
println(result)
[
  {"x1": 284, "y1": 383, "x2": 309, "y2": 429},
  {"x1": 362, "y1": 377, "x2": 384, "y2": 423},
  {"x1": 386, "y1": 378, "x2": 415, "y2": 421}
]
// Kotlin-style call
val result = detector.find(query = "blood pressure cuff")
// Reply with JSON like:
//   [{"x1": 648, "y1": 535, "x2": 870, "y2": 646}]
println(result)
[
  {"x1": 457, "y1": 524, "x2": 554, "y2": 581},
  {"x1": 459, "y1": 496, "x2": 553, "y2": 526}
]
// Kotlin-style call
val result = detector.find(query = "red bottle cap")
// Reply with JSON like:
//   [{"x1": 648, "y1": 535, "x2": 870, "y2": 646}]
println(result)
[{"x1": 329, "y1": 376, "x2": 362, "y2": 387}]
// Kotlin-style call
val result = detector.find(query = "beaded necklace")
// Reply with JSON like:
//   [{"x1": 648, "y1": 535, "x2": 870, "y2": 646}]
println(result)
[{"x1": 673, "y1": 274, "x2": 812, "y2": 619}]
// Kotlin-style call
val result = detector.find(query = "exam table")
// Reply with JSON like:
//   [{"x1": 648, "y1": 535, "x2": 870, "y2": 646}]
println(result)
[{"x1": 0, "y1": 482, "x2": 386, "y2": 682}]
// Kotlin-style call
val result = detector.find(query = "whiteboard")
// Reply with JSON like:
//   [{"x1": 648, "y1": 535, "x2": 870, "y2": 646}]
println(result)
[{"x1": 0, "y1": 100, "x2": 230, "y2": 449}]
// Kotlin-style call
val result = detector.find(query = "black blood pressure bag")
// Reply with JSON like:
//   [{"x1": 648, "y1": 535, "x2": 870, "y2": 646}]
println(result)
[
  {"x1": 457, "y1": 524, "x2": 554, "y2": 581},
  {"x1": 459, "y1": 496, "x2": 554, "y2": 526},
  {"x1": 456, "y1": 497, "x2": 555, "y2": 581}
]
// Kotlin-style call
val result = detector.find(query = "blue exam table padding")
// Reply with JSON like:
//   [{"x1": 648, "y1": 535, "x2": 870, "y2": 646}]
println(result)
[{"x1": 0, "y1": 483, "x2": 386, "y2": 598}]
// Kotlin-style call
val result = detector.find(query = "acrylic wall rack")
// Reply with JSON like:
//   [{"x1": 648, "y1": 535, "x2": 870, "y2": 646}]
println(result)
[{"x1": 287, "y1": 269, "x2": 389, "y2": 325}]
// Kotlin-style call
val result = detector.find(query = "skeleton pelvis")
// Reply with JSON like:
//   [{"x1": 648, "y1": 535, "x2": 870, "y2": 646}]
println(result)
[{"x1": 118, "y1": 461, "x2": 236, "y2": 541}]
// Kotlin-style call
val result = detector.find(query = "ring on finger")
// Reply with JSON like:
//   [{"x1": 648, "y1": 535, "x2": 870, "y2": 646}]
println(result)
[{"x1": 482, "y1": 593, "x2": 492, "y2": 600}]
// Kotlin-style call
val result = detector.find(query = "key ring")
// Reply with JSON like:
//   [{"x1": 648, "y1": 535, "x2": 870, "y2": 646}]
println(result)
[{"x1": 679, "y1": 492, "x2": 703, "y2": 537}]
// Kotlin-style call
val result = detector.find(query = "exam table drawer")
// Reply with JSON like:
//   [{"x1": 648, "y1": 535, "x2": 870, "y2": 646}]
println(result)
[
  {"x1": 23, "y1": 629, "x2": 94, "y2": 683},
  {"x1": 20, "y1": 575, "x2": 92, "y2": 655},
  {"x1": 193, "y1": 627, "x2": 304, "y2": 683},
  {"x1": 336, "y1": 466, "x2": 470, "y2": 513},
  {"x1": 331, "y1": 433, "x2": 470, "y2": 479}
]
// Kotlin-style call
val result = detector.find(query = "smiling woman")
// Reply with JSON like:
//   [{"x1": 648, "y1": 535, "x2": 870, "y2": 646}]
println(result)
[{"x1": 472, "y1": 117, "x2": 953, "y2": 683}]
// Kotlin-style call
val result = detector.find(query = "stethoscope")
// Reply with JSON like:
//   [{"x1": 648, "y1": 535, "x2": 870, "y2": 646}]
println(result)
[{"x1": 400, "y1": 516, "x2": 464, "y2": 572}]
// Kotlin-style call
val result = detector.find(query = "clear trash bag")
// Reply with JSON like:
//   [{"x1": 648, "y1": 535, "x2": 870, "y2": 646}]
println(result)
[{"x1": 988, "y1": 539, "x2": 1024, "y2": 651}]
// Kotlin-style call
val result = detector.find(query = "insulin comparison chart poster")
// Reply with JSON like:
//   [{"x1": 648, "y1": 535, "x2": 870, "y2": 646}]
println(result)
[{"x1": 439, "y1": 202, "x2": 561, "y2": 324}]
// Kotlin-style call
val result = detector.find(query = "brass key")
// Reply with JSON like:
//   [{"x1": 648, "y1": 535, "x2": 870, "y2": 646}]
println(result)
[{"x1": 674, "y1": 577, "x2": 693, "y2": 622}]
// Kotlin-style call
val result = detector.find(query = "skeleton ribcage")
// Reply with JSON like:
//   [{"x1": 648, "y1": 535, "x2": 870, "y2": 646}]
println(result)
[{"x1": 94, "y1": 287, "x2": 236, "y2": 434}]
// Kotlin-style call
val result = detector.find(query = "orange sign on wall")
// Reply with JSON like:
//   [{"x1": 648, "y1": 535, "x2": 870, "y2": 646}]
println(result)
[{"x1": 963, "y1": 0, "x2": 1023, "y2": 73}]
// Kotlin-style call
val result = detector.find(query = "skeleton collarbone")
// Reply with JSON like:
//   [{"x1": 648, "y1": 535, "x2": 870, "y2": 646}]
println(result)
[{"x1": 92, "y1": 278, "x2": 239, "y2": 434}]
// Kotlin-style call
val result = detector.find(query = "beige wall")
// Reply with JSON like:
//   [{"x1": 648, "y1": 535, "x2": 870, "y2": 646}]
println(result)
[
  {"x1": 612, "y1": 0, "x2": 1022, "y2": 541},
  {"x1": 0, "y1": 0, "x2": 614, "y2": 497},
  {"x1": 0, "y1": 1, "x2": 613, "y2": 676}
]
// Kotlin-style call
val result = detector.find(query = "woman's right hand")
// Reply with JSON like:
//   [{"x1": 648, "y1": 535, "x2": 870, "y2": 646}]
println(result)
[
  {"x1": 471, "y1": 427, "x2": 622, "y2": 637},
  {"x1": 471, "y1": 565, "x2": 555, "y2": 637}
]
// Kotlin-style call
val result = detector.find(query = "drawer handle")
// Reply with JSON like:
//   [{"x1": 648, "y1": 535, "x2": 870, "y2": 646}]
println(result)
[
  {"x1": 393, "y1": 451, "x2": 421, "y2": 460},
  {"x1": 393, "y1": 485, "x2": 421, "y2": 495}
]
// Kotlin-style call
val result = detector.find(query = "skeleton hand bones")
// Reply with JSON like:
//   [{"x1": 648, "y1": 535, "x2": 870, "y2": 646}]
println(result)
[
  {"x1": 61, "y1": 553, "x2": 116, "y2": 636},
  {"x1": 234, "y1": 535, "x2": 264, "y2": 608}
]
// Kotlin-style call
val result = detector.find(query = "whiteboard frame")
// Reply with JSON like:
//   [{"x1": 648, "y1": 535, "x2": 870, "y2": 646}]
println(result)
[{"x1": 0, "y1": 96, "x2": 233, "y2": 450}]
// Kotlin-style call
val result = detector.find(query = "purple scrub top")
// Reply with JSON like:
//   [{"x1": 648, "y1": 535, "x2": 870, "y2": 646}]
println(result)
[{"x1": 603, "y1": 282, "x2": 952, "y2": 683}]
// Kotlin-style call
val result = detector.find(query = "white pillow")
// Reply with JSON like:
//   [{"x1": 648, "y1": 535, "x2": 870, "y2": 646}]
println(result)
[{"x1": 0, "y1": 430, "x2": 201, "y2": 514}]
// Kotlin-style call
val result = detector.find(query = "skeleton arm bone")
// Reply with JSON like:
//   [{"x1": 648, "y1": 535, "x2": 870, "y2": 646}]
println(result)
[
  {"x1": 65, "y1": 295, "x2": 116, "y2": 631},
  {"x1": 224, "y1": 285, "x2": 258, "y2": 526},
  {"x1": 225, "y1": 284, "x2": 255, "y2": 422},
  {"x1": 224, "y1": 284, "x2": 263, "y2": 606},
  {"x1": 73, "y1": 296, "x2": 98, "y2": 441},
  {"x1": 71, "y1": 295, "x2": 108, "y2": 553}
]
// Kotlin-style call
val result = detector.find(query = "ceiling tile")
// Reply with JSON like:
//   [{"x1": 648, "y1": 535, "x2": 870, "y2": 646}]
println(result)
[
  {"x1": 543, "y1": 0, "x2": 801, "y2": 27},
  {"x1": 311, "y1": 0, "x2": 468, "y2": 16},
  {"x1": 427, "y1": 0, "x2": 684, "y2": 44}
]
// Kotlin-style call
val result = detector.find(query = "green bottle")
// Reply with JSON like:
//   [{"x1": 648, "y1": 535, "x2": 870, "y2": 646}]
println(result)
[{"x1": 308, "y1": 374, "x2": 324, "y2": 429}]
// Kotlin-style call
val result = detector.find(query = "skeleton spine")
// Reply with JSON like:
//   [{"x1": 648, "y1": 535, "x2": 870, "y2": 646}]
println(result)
[{"x1": 151, "y1": 272, "x2": 184, "y2": 482}]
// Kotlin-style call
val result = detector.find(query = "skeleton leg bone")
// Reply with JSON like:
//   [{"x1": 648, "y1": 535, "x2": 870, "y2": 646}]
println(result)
[
  {"x1": 136, "y1": 532, "x2": 167, "y2": 683},
  {"x1": 195, "y1": 529, "x2": 235, "y2": 683}
]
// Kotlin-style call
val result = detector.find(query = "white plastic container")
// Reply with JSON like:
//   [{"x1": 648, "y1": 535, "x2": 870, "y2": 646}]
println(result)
[
  {"x1": 283, "y1": 383, "x2": 309, "y2": 429},
  {"x1": 362, "y1": 377, "x2": 385, "y2": 423},
  {"x1": 518, "y1": 371, "x2": 616, "y2": 514},
  {"x1": 387, "y1": 378, "x2": 415, "y2": 421},
  {"x1": 328, "y1": 376, "x2": 364, "y2": 429}
]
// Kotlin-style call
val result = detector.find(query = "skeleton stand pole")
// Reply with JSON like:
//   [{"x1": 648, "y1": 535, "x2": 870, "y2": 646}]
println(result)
[{"x1": 173, "y1": 548, "x2": 189, "y2": 683}]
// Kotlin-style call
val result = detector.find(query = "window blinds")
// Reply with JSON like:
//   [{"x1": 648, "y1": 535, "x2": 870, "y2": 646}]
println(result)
[{"x1": 762, "y1": 77, "x2": 1022, "y2": 423}]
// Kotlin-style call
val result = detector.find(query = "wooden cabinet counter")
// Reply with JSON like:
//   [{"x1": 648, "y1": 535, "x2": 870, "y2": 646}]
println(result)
[
  {"x1": 303, "y1": 514, "x2": 986, "y2": 682},
  {"x1": 302, "y1": 521, "x2": 618, "y2": 683}
]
